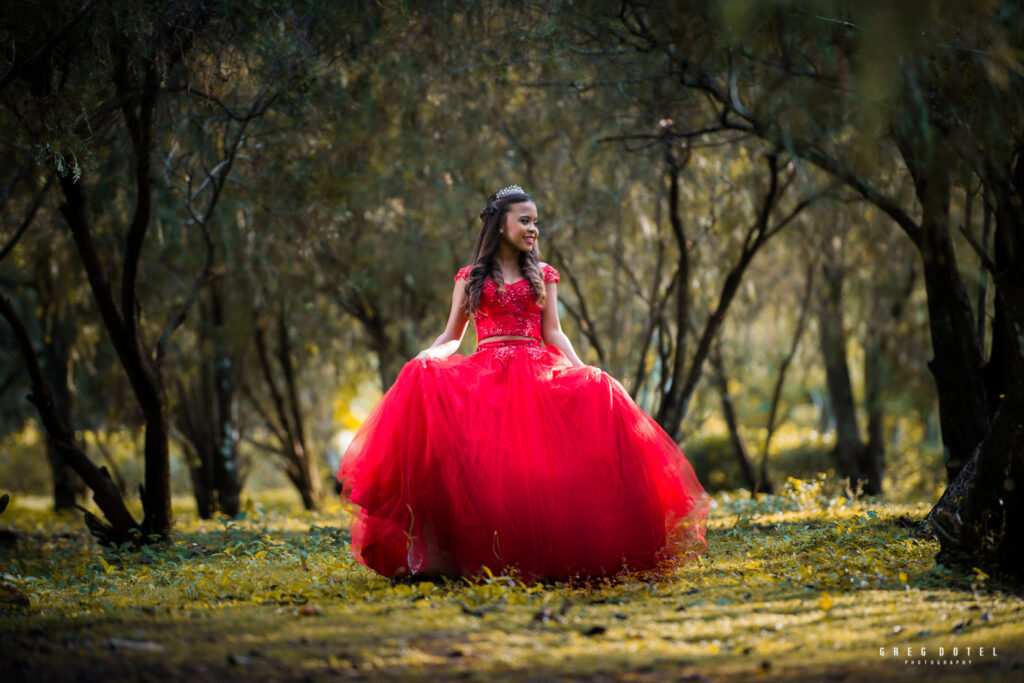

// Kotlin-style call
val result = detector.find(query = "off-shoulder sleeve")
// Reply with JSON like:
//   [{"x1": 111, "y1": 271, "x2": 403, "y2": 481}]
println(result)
[
  {"x1": 454, "y1": 265, "x2": 472, "y2": 282},
  {"x1": 542, "y1": 264, "x2": 560, "y2": 284}
]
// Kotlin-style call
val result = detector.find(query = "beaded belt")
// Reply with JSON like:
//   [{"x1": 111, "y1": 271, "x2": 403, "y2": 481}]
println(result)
[{"x1": 476, "y1": 338, "x2": 541, "y2": 351}]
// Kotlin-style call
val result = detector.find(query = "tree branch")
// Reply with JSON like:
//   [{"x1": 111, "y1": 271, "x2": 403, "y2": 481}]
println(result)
[
  {"x1": 0, "y1": 0, "x2": 103, "y2": 95},
  {"x1": 0, "y1": 176, "x2": 53, "y2": 264},
  {"x1": 157, "y1": 114, "x2": 253, "y2": 365},
  {"x1": 114, "y1": 48, "x2": 159, "y2": 343},
  {"x1": 58, "y1": 175, "x2": 129, "y2": 354},
  {"x1": 240, "y1": 380, "x2": 288, "y2": 446},
  {"x1": 548, "y1": 242, "x2": 605, "y2": 364},
  {"x1": 0, "y1": 292, "x2": 140, "y2": 544},
  {"x1": 760, "y1": 257, "x2": 817, "y2": 478},
  {"x1": 683, "y1": 69, "x2": 923, "y2": 242}
]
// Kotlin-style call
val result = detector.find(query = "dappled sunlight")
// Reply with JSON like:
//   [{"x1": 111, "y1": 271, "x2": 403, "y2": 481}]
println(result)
[
  {"x1": 2, "y1": 483, "x2": 1021, "y2": 680},
  {"x1": 2, "y1": 2, "x2": 1022, "y2": 681}
]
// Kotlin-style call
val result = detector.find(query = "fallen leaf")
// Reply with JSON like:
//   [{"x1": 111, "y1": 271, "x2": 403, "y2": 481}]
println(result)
[
  {"x1": 228, "y1": 653, "x2": 251, "y2": 665},
  {"x1": 109, "y1": 638, "x2": 164, "y2": 652}
]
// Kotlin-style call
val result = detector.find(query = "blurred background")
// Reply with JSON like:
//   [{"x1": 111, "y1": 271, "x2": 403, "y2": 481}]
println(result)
[{"x1": 5, "y1": 0, "x2": 1014, "y2": 525}]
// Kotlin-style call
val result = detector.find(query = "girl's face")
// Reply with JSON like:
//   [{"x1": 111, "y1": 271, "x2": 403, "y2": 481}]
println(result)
[{"x1": 501, "y1": 201, "x2": 539, "y2": 253}]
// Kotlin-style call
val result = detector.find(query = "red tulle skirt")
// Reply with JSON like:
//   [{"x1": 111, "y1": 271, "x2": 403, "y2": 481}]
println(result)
[{"x1": 339, "y1": 339, "x2": 710, "y2": 582}]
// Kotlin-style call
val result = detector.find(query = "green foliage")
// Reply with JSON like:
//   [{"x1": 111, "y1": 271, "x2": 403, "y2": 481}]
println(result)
[
  {"x1": 0, "y1": 422, "x2": 51, "y2": 494},
  {"x1": 0, "y1": 0, "x2": 1003, "y2": 541},
  {"x1": 2, "y1": 486, "x2": 1022, "y2": 679},
  {"x1": 683, "y1": 419, "x2": 945, "y2": 500}
]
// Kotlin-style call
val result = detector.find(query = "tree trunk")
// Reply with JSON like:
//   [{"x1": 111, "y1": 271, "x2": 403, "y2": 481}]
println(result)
[
  {"x1": 816, "y1": 247, "x2": 866, "y2": 490},
  {"x1": 285, "y1": 449, "x2": 322, "y2": 511},
  {"x1": 1, "y1": 294, "x2": 141, "y2": 545},
  {"x1": 757, "y1": 258, "x2": 816, "y2": 495},
  {"x1": 654, "y1": 147, "x2": 692, "y2": 436},
  {"x1": 177, "y1": 371, "x2": 216, "y2": 519},
  {"x1": 210, "y1": 282, "x2": 242, "y2": 516},
  {"x1": 187, "y1": 445, "x2": 214, "y2": 519},
  {"x1": 928, "y1": 164, "x2": 1024, "y2": 580},
  {"x1": 276, "y1": 307, "x2": 322, "y2": 509},
  {"x1": 176, "y1": 283, "x2": 243, "y2": 518},
  {"x1": 59, "y1": 174, "x2": 173, "y2": 539},
  {"x1": 41, "y1": 313, "x2": 85, "y2": 510},
  {"x1": 895, "y1": 138, "x2": 990, "y2": 483},
  {"x1": 860, "y1": 335, "x2": 886, "y2": 496},
  {"x1": 252, "y1": 305, "x2": 323, "y2": 510},
  {"x1": 140, "y1": 405, "x2": 172, "y2": 535},
  {"x1": 710, "y1": 341, "x2": 759, "y2": 492},
  {"x1": 361, "y1": 311, "x2": 406, "y2": 391},
  {"x1": 628, "y1": 239, "x2": 667, "y2": 400},
  {"x1": 860, "y1": 258, "x2": 915, "y2": 497}
]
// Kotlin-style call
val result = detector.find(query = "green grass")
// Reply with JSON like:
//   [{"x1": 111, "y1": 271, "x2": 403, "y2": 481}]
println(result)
[{"x1": 1, "y1": 479, "x2": 1022, "y2": 681}]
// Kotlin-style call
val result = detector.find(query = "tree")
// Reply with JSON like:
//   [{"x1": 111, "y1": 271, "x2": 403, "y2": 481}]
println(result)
[
  {"x1": 0, "y1": 0, "x2": 355, "y2": 541},
  {"x1": 0, "y1": 170, "x2": 89, "y2": 510},
  {"x1": 572, "y1": 0, "x2": 1024, "y2": 578},
  {"x1": 173, "y1": 279, "x2": 244, "y2": 518},
  {"x1": 247, "y1": 296, "x2": 323, "y2": 511}
]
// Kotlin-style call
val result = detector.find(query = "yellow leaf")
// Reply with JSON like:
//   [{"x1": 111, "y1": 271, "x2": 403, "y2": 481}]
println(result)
[
  {"x1": 820, "y1": 592, "x2": 834, "y2": 610},
  {"x1": 898, "y1": 572, "x2": 908, "y2": 584}
]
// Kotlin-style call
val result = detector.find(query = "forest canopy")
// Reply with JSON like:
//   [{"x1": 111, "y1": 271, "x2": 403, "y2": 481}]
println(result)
[{"x1": 1, "y1": 0, "x2": 1022, "y2": 583}]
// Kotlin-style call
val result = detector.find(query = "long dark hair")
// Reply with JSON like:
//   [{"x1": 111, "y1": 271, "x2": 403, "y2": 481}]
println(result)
[{"x1": 463, "y1": 187, "x2": 546, "y2": 316}]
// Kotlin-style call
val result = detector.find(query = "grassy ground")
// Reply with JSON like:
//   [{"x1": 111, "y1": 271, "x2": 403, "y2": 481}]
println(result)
[{"x1": 1, "y1": 479, "x2": 1022, "y2": 681}]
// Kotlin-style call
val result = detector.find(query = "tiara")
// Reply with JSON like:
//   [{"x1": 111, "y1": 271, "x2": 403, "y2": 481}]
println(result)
[{"x1": 495, "y1": 184, "x2": 525, "y2": 199}]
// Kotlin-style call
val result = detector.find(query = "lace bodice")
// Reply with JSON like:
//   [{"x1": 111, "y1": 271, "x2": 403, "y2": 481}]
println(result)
[{"x1": 455, "y1": 264, "x2": 560, "y2": 341}]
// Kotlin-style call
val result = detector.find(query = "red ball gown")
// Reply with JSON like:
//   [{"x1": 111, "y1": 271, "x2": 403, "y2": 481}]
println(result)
[{"x1": 339, "y1": 264, "x2": 710, "y2": 581}]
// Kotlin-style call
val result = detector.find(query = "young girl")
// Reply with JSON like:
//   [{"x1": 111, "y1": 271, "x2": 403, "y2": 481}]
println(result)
[{"x1": 339, "y1": 186, "x2": 709, "y2": 582}]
